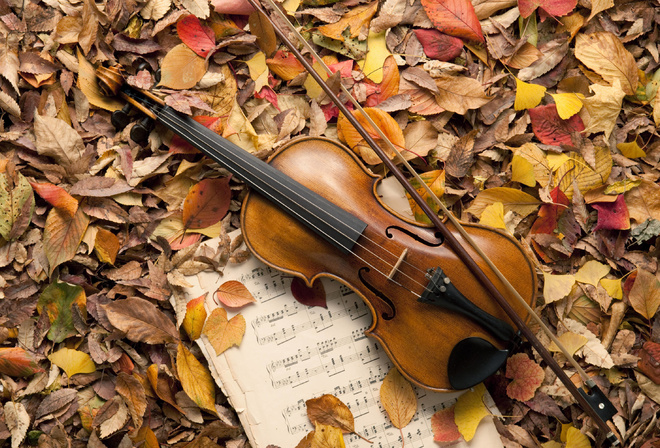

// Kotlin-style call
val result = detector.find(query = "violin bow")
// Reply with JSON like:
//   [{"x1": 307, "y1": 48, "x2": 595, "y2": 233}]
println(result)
[{"x1": 242, "y1": 0, "x2": 620, "y2": 444}]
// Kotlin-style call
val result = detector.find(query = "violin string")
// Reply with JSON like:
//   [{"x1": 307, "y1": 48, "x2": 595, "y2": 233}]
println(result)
[{"x1": 153, "y1": 102, "x2": 431, "y2": 296}]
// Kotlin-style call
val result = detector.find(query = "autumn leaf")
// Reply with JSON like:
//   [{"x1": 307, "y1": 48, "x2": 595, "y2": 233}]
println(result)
[
  {"x1": 337, "y1": 107, "x2": 405, "y2": 165},
  {"x1": 591, "y1": 196, "x2": 630, "y2": 231},
  {"x1": 549, "y1": 332, "x2": 587, "y2": 357},
  {"x1": 176, "y1": 343, "x2": 217, "y2": 415},
  {"x1": 182, "y1": 178, "x2": 232, "y2": 230},
  {"x1": 30, "y1": 181, "x2": 78, "y2": 217},
  {"x1": 431, "y1": 407, "x2": 461, "y2": 442},
  {"x1": 624, "y1": 180, "x2": 660, "y2": 224},
  {"x1": 581, "y1": 80, "x2": 626, "y2": 139},
  {"x1": 183, "y1": 294, "x2": 208, "y2": 340},
  {"x1": 514, "y1": 77, "x2": 546, "y2": 111},
  {"x1": 511, "y1": 155, "x2": 536, "y2": 187},
  {"x1": 467, "y1": 187, "x2": 540, "y2": 219},
  {"x1": 574, "y1": 260, "x2": 611, "y2": 286},
  {"x1": 575, "y1": 32, "x2": 638, "y2": 95},
  {"x1": 310, "y1": 423, "x2": 346, "y2": 448},
  {"x1": 528, "y1": 104, "x2": 585, "y2": 146},
  {"x1": 0, "y1": 347, "x2": 44, "y2": 377},
  {"x1": 617, "y1": 141, "x2": 646, "y2": 159},
  {"x1": 94, "y1": 227, "x2": 120, "y2": 265},
  {"x1": 358, "y1": 30, "x2": 392, "y2": 83},
  {"x1": 318, "y1": 2, "x2": 377, "y2": 41},
  {"x1": 380, "y1": 368, "x2": 417, "y2": 429},
  {"x1": 518, "y1": 0, "x2": 577, "y2": 19},
  {"x1": 159, "y1": 43, "x2": 208, "y2": 89},
  {"x1": 505, "y1": 353, "x2": 544, "y2": 401},
  {"x1": 170, "y1": 116, "x2": 223, "y2": 154},
  {"x1": 0, "y1": 170, "x2": 34, "y2": 241},
  {"x1": 246, "y1": 51, "x2": 269, "y2": 92},
  {"x1": 177, "y1": 15, "x2": 216, "y2": 58},
  {"x1": 454, "y1": 383, "x2": 490, "y2": 441},
  {"x1": 432, "y1": 73, "x2": 491, "y2": 114},
  {"x1": 291, "y1": 278, "x2": 328, "y2": 308},
  {"x1": 49, "y1": 347, "x2": 96, "y2": 378},
  {"x1": 103, "y1": 297, "x2": 180, "y2": 344},
  {"x1": 214, "y1": 280, "x2": 257, "y2": 308},
  {"x1": 405, "y1": 170, "x2": 445, "y2": 224},
  {"x1": 5, "y1": 401, "x2": 29, "y2": 448},
  {"x1": 421, "y1": 0, "x2": 484, "y2": 43},
  {"x1": 115, "y1": 372, "x2": 147, "y2": 429},
  {"x1": 147, "y1": 364, "x2": 185, "y2": 413},
  {"x1": 552, "y1": 147, "x2": 612, "y2": 199},
  {"x1": 43, "y1": 206, "x2": 90, "y2": 275},
  {"x1": 564, "y1": 426, "x2": 592, "y2": 448},
  {"x1": 628, "y1": 269, "x2": 660, "y2": 320},
  {"x1": 37, "y1": 280, "x2": 86, "y2": 343},
  {"x1": 76, "y1": 48, "x2": 124, "y2": 111},
  {"x1": 414, "y1": 29, "x2": 464, "y2": 62},
  {"x1": 306, "y1": 395, "x2": 355, "y2": 434},
  {"x1": 202, "y1": 308, "x2": 246, "y2": 355},
  {"x1": 130, "y1": 425, "x2": 161, "y2": 448},
  {"x1": 550, "y1": 92, "x2": 583, "y2": 119},
  {"x1": 266, "y1": 50, "x2": 306, "y2": 81},
  {"x1": 479, "y1": 202, "x2": 507, "y2": 229},
  {"x1": 542, "y1": 272, "x2": 576, "y2": 304}
]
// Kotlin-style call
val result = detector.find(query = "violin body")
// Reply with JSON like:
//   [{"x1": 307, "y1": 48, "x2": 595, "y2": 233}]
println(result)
[{"x1": 242, "y1": 137, "x2": 537, "y2": 392}]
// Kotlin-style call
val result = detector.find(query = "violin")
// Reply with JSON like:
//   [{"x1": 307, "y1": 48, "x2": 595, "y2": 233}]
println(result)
[{"x1": 95, "y1": 4, "x2": 619, "y2": 441}]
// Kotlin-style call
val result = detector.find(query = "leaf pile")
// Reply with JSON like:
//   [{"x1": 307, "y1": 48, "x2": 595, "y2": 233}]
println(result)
[{"x1": 2, "y1": 0, "x2": 660, "y2": 445}]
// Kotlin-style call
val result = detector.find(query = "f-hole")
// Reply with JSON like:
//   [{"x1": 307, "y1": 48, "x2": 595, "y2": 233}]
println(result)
[
  {"x1": 358, "y1": 268, "x2": 396, "y2": 320},
  {"x1": 386, "y1": 226, "x2": 443, "y2": 247}
]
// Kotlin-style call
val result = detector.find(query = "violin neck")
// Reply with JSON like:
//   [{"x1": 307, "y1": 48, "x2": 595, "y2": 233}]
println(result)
[{"x1": 125, "y1": 86, "x2": 366, "y2": 252}]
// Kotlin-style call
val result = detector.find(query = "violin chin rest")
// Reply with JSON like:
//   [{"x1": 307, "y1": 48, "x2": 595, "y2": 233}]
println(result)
[{"x1": 447, "y1": 337, "x2": 510, "y2": 390}]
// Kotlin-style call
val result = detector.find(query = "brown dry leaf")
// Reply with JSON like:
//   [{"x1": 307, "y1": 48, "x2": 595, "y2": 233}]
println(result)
[
  {"x1": 624, "y1": 180, "x2": 660, "y2": 224},
  {"x1": 202, "y1": 308, "x2": 246, "y2": 355},
  {"x1": 159, "y1": 43, "x2": 208, "y2": 89},
  {"x1": 574, "y1": 32, "x2": 638, "y2": 95},
  {"x1": 628, "y1": 269, "x2": 660, "y2": 320},
  {"x1": 318, "y1": 1, "x2": 377, "y2": 42},
  {"x1": 380, "y1": 367, "x2": 417, "y2": 429},
  {"x1": 214, "y1": 280, "x2": 256, "y2": 308},
  {"x1": 248, "y1": 11, "x2": 276, "y2": 57},
  {"x1": 4, "y1": 401, "x2": 29, "y2": 448},
  {"x1": 306, "y1": 394, "x2": 355, "y2": 433},
  {"x1": 0, "y1": 33, "x2": 20, "y2": 94},
  {"x1": 581, "y1": 79, "x2": 626, "y2": 139},
  {"x1": 94, "y1": 227, "x2": 120, "y2": 265},
  {"x1": 337, "y1": 108, "x2": 405, "y2": 165},
  {"x1": 33, "y1": 113, "x2": 85, "y2": 168},
  {"x1": 176, "y1": 343, "x2": 217, "y2": 415},
  {"x1": 147, "y1": 364, "x2": 185, "y2": 413},
  {"x1": 43, "y1": 206, "x2": 90, "y2": 275},
  {"x1": 115, "y1": 372, "x2": 147, "y2": 429},
  {"x1": 432, "y1": 74, "x2": 492, "y2": 114},
  {"x1": 103, "y1": 297, "x2": 180, "y2": 344}
]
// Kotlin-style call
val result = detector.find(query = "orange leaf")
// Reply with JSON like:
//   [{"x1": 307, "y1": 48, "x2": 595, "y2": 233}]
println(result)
[
  {"x1": 176, "y1": 343, "x2": 217, "y2": 415},
  {"x1": 365, "y1": 56, "x2": 400, "y2": 107},
  {"x1": 183, "y1": 294, "x2": 208, "y2": 340},
  {"x1": 505, "y1": 353, "x2": 545, "y2": 401},
  {"x1": 317, "y1": 2, "x2": 377, "y2": 41},
  {"x1": 182, "y1": 178, "x2": 231, "y2": 230},
  {"x1": 266, "y1": 50, "x2": 306, "y2": 81},
  {"x1": 129, "y1": 425, "x2": 160, "y2": 448},
  {"x1": 0, "y1": 347, "x2": 44, "y2": 377},
  {"x1": 43, "y1": 206, "x2": 89, "y2": 275},
  {"x1": 147, "y1": 364, "x2": 184, "y2": 413},
  {"x1": 30, "y1": 181, "x2": 78, "y2": 217},
  {"x1": 380, "y1": 367, "x2": 417, "y2": 428},
  {"x1": 421, "y1": 0, "x2": 484, "y2": 43},
  {"x1": 202, "y1": 308, "x2": 246, "y2": 355},
  {"x1": 337, "y1": 108, "x2": 405, "y2": 165},
  {"x1": 94, "y1": 227, "x2": 119, "y2": 265},
  {"x1": 431, "y1": 407, "x2": 461, "y2": 442},
  {"x1": 214, "y1": 280, "x2": 256, "y2": 308},
  {"x1": 159, "y1": 43, "x2": 208, "y2": 89},
  {"x1": 628, "y1": 269, "x2": 660, "y2": 320},
  {"x1": 115, "y1": 372, "x2": 147, "y2": 429}
]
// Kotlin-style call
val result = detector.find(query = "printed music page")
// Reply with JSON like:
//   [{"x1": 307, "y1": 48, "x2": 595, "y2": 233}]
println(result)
[{"x1": 179, "y1": 178, "x2": 504, "y2": 448}]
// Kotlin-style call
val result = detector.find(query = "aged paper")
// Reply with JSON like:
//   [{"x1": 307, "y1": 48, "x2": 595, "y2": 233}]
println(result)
[{"x1": 181, "y1": 179, "x2": 504, "y2": 447}]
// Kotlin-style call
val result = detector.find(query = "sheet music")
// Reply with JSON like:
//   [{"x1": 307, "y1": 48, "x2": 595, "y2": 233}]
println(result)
[{"x1": 179, "y1": 178, "x2": 503, "y2": 448}]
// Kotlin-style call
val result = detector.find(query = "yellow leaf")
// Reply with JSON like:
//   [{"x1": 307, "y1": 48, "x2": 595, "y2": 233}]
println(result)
[
  {"x1": 575, "y1": 32, "x2": 638, "y2": 95},
  {"x1": 223, "y1": 99, "x2": 260, "y2": 153},
  {"x1": 337, "y1": 107, "x2": 405, "y2": 165},
  {"x1": 454, "y1": 383, "x2": 490, "y2": 442},
  {"x1": 549, "y1": 331, "x2": 588, "y2": 356},
  {"x1": 542, "y1": 272, "x2": 576, "y2": 304},
  {"x1": 604, "y1": 179, "x2": 642, "y2": 195},
  {"x1": 514, "y1": 77, "x2": 546, "y2": 110},
  {"x1": 310, "y1": 423, "x2": 346, "y2": 448},
  {"x1": 541, "y1": 441, "x2": 563, "y2": 448},
  {"x1": 202, "y1": 308, "x2": 246, "y2": 356},
  {"x1": 550, "y1": 92, "x2": 584, "y2": 119},
  {"x1": 546, "y1": 153, "x2": 571, "y2": 171},
  {"x1": 380, "y1": 368, "x2": 417, "y2": 429},
  {"x1": 159, "y1": 44, "x2": 208, "y2": 89},
  {"x1": 553, "y1": 147, "x2": 612, "y2": 200},
  {"x1": 357, "y1": 30, "x2": 391, "y2": 83},
  {"x1": 176, "y1": 343, "x2": 217, "y2": 415},
  {"x1": 513, "y1": 143, "x2": 551, "y2": 187},
  {"x1": 617, "y1": 141, "x2": 646, "y2": 158},
  {"x1": 467, "y1": 187, "x2": 540, "y2": 219},
  {"x1": 183, "y1": 294, "x2": 207, "y2": 340},
  {"x1": 581, "y1": 80, "x2": 625, "y2": 139},
  {"x1": 574, "y1": 260, "x2": 610, "y2": 286},
  {"x1": 479, "y1": 202, "x2": 506, "y2": 230},
  {"x1": 303, "y1": 58, "x2": 332, "y2": 100},
  {"x1": 318, "y1": 1, "x2": 377, "y2": 42},
  {"x1": 245, "y1": 51, "x2": 269, "y2": 92},
  {"x1": 405, "y1": 170, "x2": 445, "y2": 224},
  {"x1": 511, "y1": 154, "x2": 536, "y2": 187},
  {"x1": 565, "y1": 426, "x2": 592, "y2": 448},
  {"x1": 600, "y1": 277, "x2": 623, "y2": 300},
  {"x1": 49, "y1": 348, "x2": 96, "y2": 378}
]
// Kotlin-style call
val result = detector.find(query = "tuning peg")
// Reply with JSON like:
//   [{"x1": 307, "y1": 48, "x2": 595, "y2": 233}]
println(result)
[
  {"x1": 136, "y1": 61, "x2": 150, "y2": 73},
  {"x1": 111, "y1": 104, "x2": 132, "y2": 130},
  {"x1": 154, "y1": 69, "x2": 161, "y2": 84},
  {"x1": 130, "y1": 117, "x2": 154, "y2": 145}
]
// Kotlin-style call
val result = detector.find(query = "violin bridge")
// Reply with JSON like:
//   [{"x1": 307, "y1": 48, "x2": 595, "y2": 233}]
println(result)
[{"x1": 387, "y1": 248, "x2": 408, "y2": 280}]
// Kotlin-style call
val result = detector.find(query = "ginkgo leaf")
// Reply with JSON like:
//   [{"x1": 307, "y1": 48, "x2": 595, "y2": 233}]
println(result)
[
  {"x1": 183, "y1": 294, "x2": 207, "y2": 340},
  {"x1": 513, "y1": 143, "x2": 551, "y2": 187},
  {"x1": 214, "y1": 280, "x2": 256, "y2": 308},
  {"x1": 549, "y1": 331, "x2": 588, "y2": 356},
  {"x1": 202, "y1": 308, "x2": 246, "y2": 355},
  {"x1": 574, "y1": 260, "x2": 610, "y2": 286},
  {"x1": 380, "y1": 368, "x2": 417, "y2": 429},
  {"x1": 543, "y1": 272, "x2": 576, "y2": 304},
  {"x1": 182, "y1": 178, "x2": 231, "y2": 230},
  {"x1": 550, "y1": 92, "x2": 584, "y2": 119},
  {"x1": 431, "y1": 407, "x2": 461, "y2": 442},
  {"x1": 467, "y1": 187, "x2": 540, "y2": 219},
  {"x1": 514, "y1": 78, "x2": 546, "y2": 111},
  {"x1": 454, "y1": 383, "x2": 490, "y2": 442},
  {"x1": 176, "y1": 343, "x2": 217, "y2": 415},
  {"x1": 421, "y1": 0, "x2": 484, "y2": 43},
  {"x1": 479, "y1": 202, "x2": 507, "y2": 230},
  {"x1": 511, "y1": 155, "x2": 536, "y2": 187},
  {"x1": 565, "y1": 426, "x2": 592, "y2": 448},
  {"x1": 0, "y1": 347, "x2": 44, "y2": 377},
  {"x1": 159, "y1": 43, "x2": 207, "y2": 89},
  {"x1": 49, "y1": 348, "x2": 96, "y2": 378},
  {"x1": 505, "y1": 353, "x2": 544, "y2": 401},
  {"x1": 306, "y1": 395, "x2": 355, "y2": 434},
  {"x1": 617, "y1": 141, "x2": 646, "y2": 158},
  {"x1": 600, "y1": 277, "x2": 623, "y2": 300}
]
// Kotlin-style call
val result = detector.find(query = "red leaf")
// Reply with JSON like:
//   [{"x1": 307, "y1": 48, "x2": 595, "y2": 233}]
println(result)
[
  {"x1": 0, "y1": 347, "x2": 44, "y2": 377},
  {"x1": 170, "y1": 116, "x2": 222, "y2": 154},
  {"x1": 291, "y1": 278, "x2": 327, "y2": 308},
  {"x1": 414, "y1": 29, "x2": 464, "y2": 61},
  {"x1": 505, "y1": 353, "x2": 544, "y2": 401},
  {"x1": 365, "y1": 56, "x2": 399, "y2": 107},
  {"x1": 182, "y1": 178, "x2": 231, "y2": 229},
  {"x1": 30, "y1": 181, "x2": 79, "y2": 217},
  {"x1": 177, "y1": 15, "x2": 216, "y2": 58},
  {"x1": 528, "y1": 104, "x2": 584, "y2": 146},
  {"x1": 431, "y1": 407, "x2": 461, "y2": 442},
  {"x1": 531, "y1": 186, "x2": 569, "y2": 235},
  {"x1": 591, "y1": 195, "x2": 630, "y2": 231},
  {"x1": 255, "y1": 85, "x2": 279, "y2": 109},
  {"x1": 518, "y1": 0, "x2": 577, "y2": 19},
  {"x1": 420, "y1": 0, "x2": 484, "y2": 43}
]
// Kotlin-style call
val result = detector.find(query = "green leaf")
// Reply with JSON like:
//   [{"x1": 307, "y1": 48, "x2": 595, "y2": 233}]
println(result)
[{"x1": 37, "y1": 281, "x2": 87, "y2": 343}]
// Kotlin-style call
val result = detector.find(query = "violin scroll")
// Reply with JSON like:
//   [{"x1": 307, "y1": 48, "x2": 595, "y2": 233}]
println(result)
[{"x1": 96, "y1": 65, "x2": 125, "y2": 97}]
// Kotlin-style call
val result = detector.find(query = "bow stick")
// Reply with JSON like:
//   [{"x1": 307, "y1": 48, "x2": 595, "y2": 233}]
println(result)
[{"x1": 242, "y1": 0, "x2": 620, "y2": 444}]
